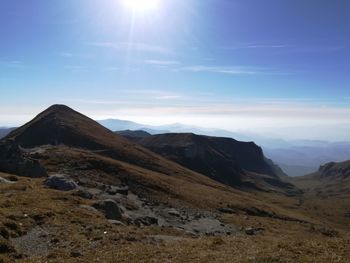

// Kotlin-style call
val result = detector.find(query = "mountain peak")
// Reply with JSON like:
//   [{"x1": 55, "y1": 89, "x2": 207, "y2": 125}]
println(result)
[
  {"x1": 2, "y1": 104, "x2": 114, "y2": 149},
  {"x1": 38, "y1": 104, "x2": 82, "y2": 119},
  {"x1": 45, "y1": 104, "x2": 72, "y2": 112}
]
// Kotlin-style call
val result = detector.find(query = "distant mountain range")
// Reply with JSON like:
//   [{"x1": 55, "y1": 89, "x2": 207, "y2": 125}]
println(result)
[
  {"x1": 292, "y1": 159, "x2": 350, "y2": 197},
  {"x1": 102, "y1": 119, "x2": 350, "y2": 177},
  {"x1": 264, "y1": 142, "x2": 350, "y2": 177},
  {"x1": 1, "y1": 118, "x2": 349, "y2": 178}
]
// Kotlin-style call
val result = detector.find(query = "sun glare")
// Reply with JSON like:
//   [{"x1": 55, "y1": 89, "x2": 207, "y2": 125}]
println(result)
[{"x1": 122, "y1": 0, "x2": 160, "y2": 12}]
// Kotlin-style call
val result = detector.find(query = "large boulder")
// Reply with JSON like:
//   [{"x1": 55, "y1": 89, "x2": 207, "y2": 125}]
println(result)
[
  {"x1": 45, "y1": 174, "x2": 78, "y2": 191},
  {"x1": 92, "y1": 199, "x2": 123, "y2": 220},
  {"x1": 134, "y1": 216, "x2": 159, "y2": 227},
  {"x1": 0, "y1": 142, "x2": 47, "y2": 178}
]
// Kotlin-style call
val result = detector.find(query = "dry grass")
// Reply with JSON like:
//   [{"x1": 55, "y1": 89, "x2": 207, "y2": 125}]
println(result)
[
  {"x1": 2, "y1": 146, "x2": 350, "y2": 263},
  {"x1": 22, "y1": 231, "x2": 350, "y2": 263},
  {"x1": 1, "y1": 172, "x2": 350, "y2": 262}
]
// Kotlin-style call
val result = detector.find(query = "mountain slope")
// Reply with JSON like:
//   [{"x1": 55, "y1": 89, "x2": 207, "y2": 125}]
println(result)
[
  {"x1": 116, "y1": 130, "x2": 151, "y2": 138},
  {"x1": 98, "y1": 119, "x2": 350, "y2": 178},
  {"x1": 314, "y1": 160, "x2": 350, "y2": 180},
  {"x1": 0, "y1": 127, "x2": 15, "y2": 139},
  {"x1": 3, "y1": 105, "x2": 187, "y2": 175},
  {"x1": 133, "y1": 133, "x2": 293, "y2": 192},
  {"x1": 292, "y1": 159, "x2": 350, "y2": 197}
]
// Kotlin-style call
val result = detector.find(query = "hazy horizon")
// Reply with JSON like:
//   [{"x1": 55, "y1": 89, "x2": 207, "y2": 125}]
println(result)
[
  {"x1": 1, "y1": 0, "x2": 349, "y2": 141},
  {"x1": 1, "y1": 103, "x2": 349, "y2": 142}
]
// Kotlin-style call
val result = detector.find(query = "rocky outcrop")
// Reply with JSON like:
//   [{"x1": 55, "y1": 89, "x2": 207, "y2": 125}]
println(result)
[
  {"x1": 316, "y1": 160, "x2": 350, "y2": 180},
  {"x1": 135, "y1": 133, "x2": 292, "y2": 191},
  {"x1": 93, "y1": 199, "x2": 123, "y2": 220},
  {"x1": 45, "y1": 174, "x2": 78, "y2": 191},
  {"x1": 0, "y1": 142, "x2": 47, "y2": 178}
]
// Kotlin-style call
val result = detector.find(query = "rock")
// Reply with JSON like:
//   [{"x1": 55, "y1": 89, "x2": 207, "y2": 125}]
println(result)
[
  {"x1": 107, "y1": 186, "x2": 129, "y2": 196},
  {"x1": 79, "y1": 205, "x2": 99, "y2": 214},
  {"x1": 0, "y1": 142, "x2": 47, "y2": 178},
  {"x1": 244, "y1": 207, "x2": 275, "y2": 218},
  {"x1": 5, "y1": 175, "x2": 18, "y2": 182},
  {"x1": 245, "y1": 227, "x2": 255, "y2": 235},
  {"x1": 194, "y1": 213, "x2": 202, "y2": 220},
  {"x1": 73, "y1": 189, "x2": 93, "y2": 199},
  {"x1": 92, "y1": 199, "x2": 123, "y2": 220},
  {"x1": 116, "y1": 186, "x2": 129, "y2": 195},
  {"x1": 167, "y1": 208, "x2": 181, "y2": 217},
  {"x1": 0, "y1": 240, "x2": 15, "y2": 254},
  {"x1": 134, "y1": 216, "x2": 158, "y2": 227},
  {"x1": 245, "y1": 227, "x2": 264, "y2": 236},
  {"x1": 70, "y1": 250, "x2": 82, "y2": 258},
  {"x1": 309, "y1": 225, "x2": 338, "y2": 237},
  {"x1": 0, "y1": 227, "x2": 10, "y2": 239},
  {"x1": 45, "y1": 174, "x2": 77, "y2": 191},
  {"x1": 218, "y1": 207, "x2": 237, "y2": 214},
  {"x1": 0, "y1": 177, "x2": 14, "y2": 184},
  {"x1": 108, "y1": 220, "x2": 125, "y2": 226},
  {"x1": 182, "y1": 217, "x2": 234, "y2": 236},
  {"x1": 106, "y1": 188, "x2": 117, "y2": 195}
]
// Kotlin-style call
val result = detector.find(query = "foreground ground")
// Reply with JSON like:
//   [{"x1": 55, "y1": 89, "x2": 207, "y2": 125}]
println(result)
[{"x1": 1, "y1": 173, "x2": 350, "y2": 263}]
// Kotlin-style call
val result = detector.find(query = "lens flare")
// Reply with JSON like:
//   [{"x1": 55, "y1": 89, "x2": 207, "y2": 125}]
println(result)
[{"x1": 122, "y1": 0, "x2": 160, "y2": 12}]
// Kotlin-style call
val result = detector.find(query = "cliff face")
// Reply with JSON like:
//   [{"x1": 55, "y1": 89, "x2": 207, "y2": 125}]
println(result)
[
  {"x1": 136, "y1": 133, "x2": 287, "y2": 188},
  {"x1": 315, "y1": 160, "x2": 350, "y2": 180}
]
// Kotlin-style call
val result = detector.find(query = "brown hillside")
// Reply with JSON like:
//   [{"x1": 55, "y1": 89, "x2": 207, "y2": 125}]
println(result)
[{"x1": 134, "y1": 133, "x2": 294, "y2": 193}]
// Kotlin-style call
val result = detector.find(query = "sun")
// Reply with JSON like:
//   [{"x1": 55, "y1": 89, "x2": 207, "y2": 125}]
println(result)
[{"x1": 121, "y1": 0, "x2": 160, "y2": 12}]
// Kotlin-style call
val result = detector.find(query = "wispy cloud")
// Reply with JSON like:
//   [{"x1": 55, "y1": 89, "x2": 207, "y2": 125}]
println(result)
[
  {"x1": 63, "y1": 65, "x2": 89, "y2": 72},
  {"x1": 89, "y1": 42, "x2": 172, "y2": 54},
  {"x1": 1, "y1": 60, "x2": 25, "y2": 69},
  {"x1": 143, "y1": 60, "x2": 180, "y2": 66},
  {"x1": 61, "y1": 98, "x2": 128, "y2": 105},
  {"x1": 59, "y1": 52, "x2": 74, "y2": 57},
  {"x1": 181, "y1": 65, "x2": 291, "y2": 75},
  {"x1": 289, "y1": 45, "x2": 345, "y2": 53},
  {"x1": 182, "y1": 65, "x2": 258, "y2": 75},
  {"x1": 226, "y1": 44, "x2": 294, "y2": 50},
  {"x1": 102, "y1": 67, "x2": 120, "y2": 71},
  {"x1": 63, "y1": 90, "x2": 184, "y2": 104},
  {"x1": 59, "y1": 52, "x2": 93, "y2": 59},
  {"x1": 247, "y1": 44, "x2": 293, "y2": 48},
  {"x1": 96, "y1": 103, "x2": 350, "y2": 125},
  {"x1": 155, "y1": 95, "x2": 183, "y2": 100},
  {"x1": 224, "y1": 43, "x2": 345, "y2": 53}
]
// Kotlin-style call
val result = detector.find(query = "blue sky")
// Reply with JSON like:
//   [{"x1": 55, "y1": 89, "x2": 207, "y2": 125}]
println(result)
[{"x1": 1, "y1": 0, "x2": 350, "y2": 140}]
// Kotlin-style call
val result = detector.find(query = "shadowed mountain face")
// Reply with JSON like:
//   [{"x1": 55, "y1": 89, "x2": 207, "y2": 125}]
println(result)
[
  {"x1": 134, "y1": 133, "x2": 289, "y2": 188},
  {"x1": 313, "y1": 160, "x2": 350, "y2": 180},
  {"x1": 4, "y1": 104, "x2": 121, "y2": 149},
  {"x1": 0, "y1": 128, "x2": 15, "y2": 139},
  {"x1": 116, "y1": 130, "x2": 151, "y2": 139}
]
